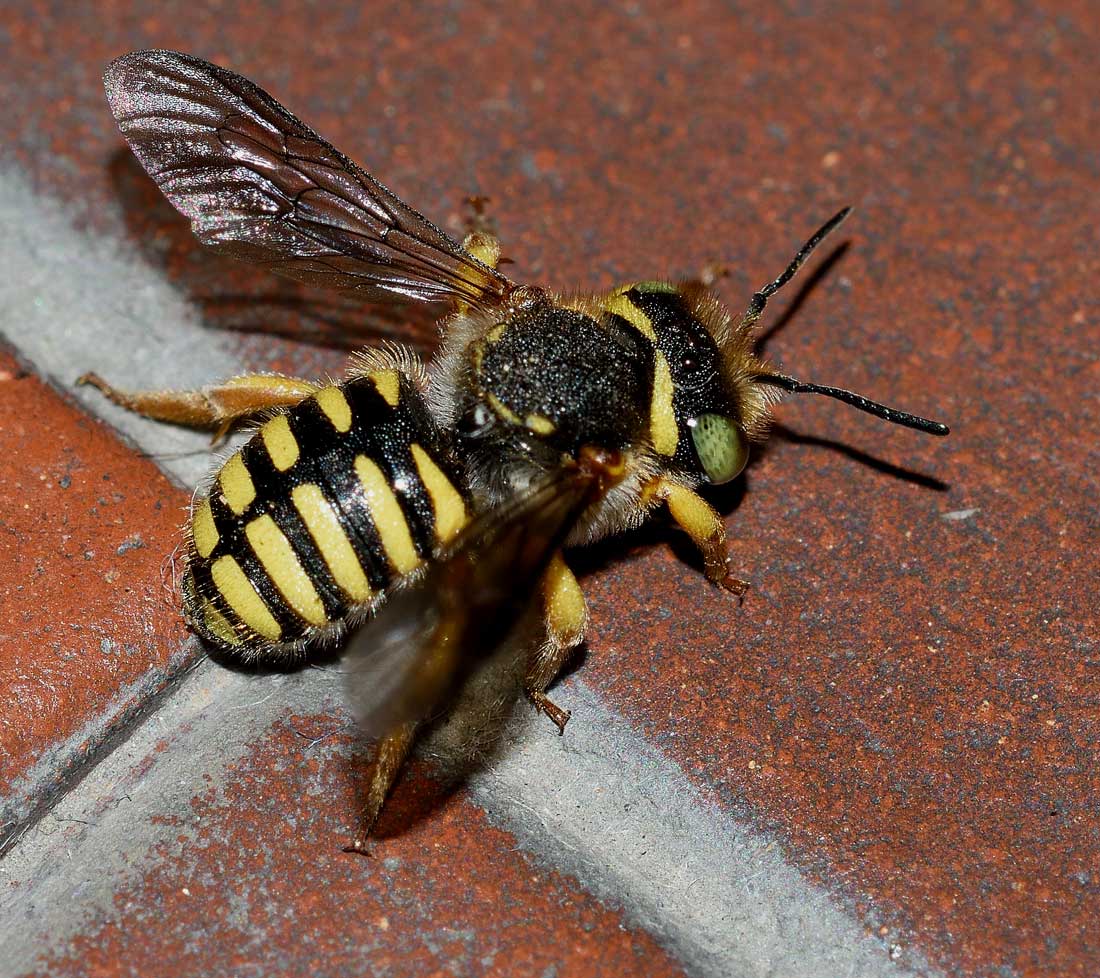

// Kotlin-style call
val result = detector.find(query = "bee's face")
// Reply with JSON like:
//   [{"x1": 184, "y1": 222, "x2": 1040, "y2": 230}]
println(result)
[{"x1": 619, "y1": 284, "x2": 753, "y2": 486}]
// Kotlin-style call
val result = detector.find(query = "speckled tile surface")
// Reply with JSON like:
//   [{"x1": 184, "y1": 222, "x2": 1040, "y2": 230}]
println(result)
[
  {"x1": 2, "y1": 3, "x2": 1097, "y2": 976},
  {"x1": 0, "y1": 346, "x2": 192, "y2": 847}
]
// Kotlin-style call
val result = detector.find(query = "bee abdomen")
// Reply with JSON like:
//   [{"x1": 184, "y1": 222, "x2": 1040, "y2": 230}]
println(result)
[{"x1": 182, "y1": 369, "x2": 471, "y2": 659}]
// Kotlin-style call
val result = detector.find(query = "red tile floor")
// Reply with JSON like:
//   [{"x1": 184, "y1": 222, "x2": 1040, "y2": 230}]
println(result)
[{"x1": 2, "y1": 3, "x2": 1098, "y2": 976}]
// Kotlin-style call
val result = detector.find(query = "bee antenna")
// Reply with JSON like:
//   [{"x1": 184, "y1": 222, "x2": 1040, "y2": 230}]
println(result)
[
  {"x1": 756, "y1": 373, "x2": 950, "y2": 436},
  {"x1": 739, "y1": 207, "x2": 852, "y2": 332}
]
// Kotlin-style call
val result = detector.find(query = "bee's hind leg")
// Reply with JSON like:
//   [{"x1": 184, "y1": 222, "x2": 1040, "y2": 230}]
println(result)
[
  {"x1": 343, "y1": 719, "x2": 419, "y2": 856},
  {"x1": 77, "y1": 372, "x2": 320, "y2": 442},
  {"x1": 526, "y1": 553, "x2": 588, "y2": 735}
]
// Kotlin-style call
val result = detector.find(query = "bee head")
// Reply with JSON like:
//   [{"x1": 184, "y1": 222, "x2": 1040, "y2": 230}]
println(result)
[
  {"x1": 626, "y1": 207, "x2": 949, "y2": 488},
  {"x1": 612, "y1": 282, "x2": 762, "y2": 486}
]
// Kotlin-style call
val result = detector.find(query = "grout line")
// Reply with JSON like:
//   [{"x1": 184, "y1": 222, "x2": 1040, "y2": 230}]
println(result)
[{"x1": 0, "y1": 336, "x2": 212, "y2": 860}]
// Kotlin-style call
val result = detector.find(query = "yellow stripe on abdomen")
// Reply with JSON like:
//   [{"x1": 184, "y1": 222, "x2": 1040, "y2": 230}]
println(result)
[
  {"x1": 218, "y1": 453, "x2": 256, "y2": 514},
  {"x1": 314, "y1": 386, "x2": 353, "y2": 432},
  {"x1": 210, "y1": 554, "x2": 281, "y2": 640},
  {"x1": 291, "y1": 483, "x2": 373, "y2": 602},
  {"x1": 409, "y1": 444, "x2": 468, "y2": 545},
  {"x1": 355, "y1": 455, "x2": 420, "y2": 574},
  {"x1": 201, "y1": 598, "x2": 241, "y2": 647},
  {"x1": 244, "y1": 514, "x2": 328, "y2": 627},
  {"x1": 192, "y1": 498, "x2": 219, "y2": 558},
  {"x1": 370, "y1": 370, "x2": 401, "y2": 408},
  {"x1": 261, "y1": 414, "x2": 299, "y2": 471}
]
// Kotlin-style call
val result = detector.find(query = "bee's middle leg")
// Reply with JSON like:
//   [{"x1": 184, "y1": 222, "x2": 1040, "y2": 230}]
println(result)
[
  {"x1": 460, "y1": 193, "x2": 503, "y2": 272},
  {"x1": 526, "y1": 552, "x2": 588, "y2": 735}
]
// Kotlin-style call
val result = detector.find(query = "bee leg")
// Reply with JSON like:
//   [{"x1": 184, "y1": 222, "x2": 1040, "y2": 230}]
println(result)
[
  {"x1": 463, "y1": 192, "x2": 497, "y2": 238},
  {"x1": 460, "y1": 228, "x2": 503, "y2": 274},
  {"x1": 452, "y1": 224, "x2": 505, "y2": 318},
  {"x1": 655, "y1": 479, "x2": 751, "y2": 598},
  {"x1": 76, "y1": 372, "x2": 319, "y2": 438},
  {"x1": 690, "y1": 263, "x2": 730, "y2": 289},
  {"x1": 526, "y1": 552, "x2": 588, "y2": 735},
  {"x1": 460, "y1": 195, "x2": 504, "y2": 273},
  {"x1": 343, "y1": 719, "x2": 419, "y2": 856}
]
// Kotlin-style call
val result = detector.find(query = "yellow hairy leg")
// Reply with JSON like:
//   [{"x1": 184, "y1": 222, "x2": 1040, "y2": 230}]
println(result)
[
  {"x1": 343, "y1": 720, "x2": 419, "y2": 856},
  {"x1": 647, "y1": 478, "x2": 751, "y2": 597},
  {"x1": 461, "y1": 229, "x2": 502, "y2": 271},
  {"x1": 77, "y1": 371, "x2": 320, "y2": 439},
  {"x1": 527, "y1": 552, "x2": 589, "y2": 734}
]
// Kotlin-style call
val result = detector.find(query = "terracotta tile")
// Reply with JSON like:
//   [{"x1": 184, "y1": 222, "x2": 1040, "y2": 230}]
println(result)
[
  {"x1": 0, "y1": 348, "x2": 192, "y2": 845},
  {"x1": 32, "y1": 714, "x2": 686, "y2": 978},
  {"x1": 3, "y1": 2, "x2": 1099, "y2": 975}
]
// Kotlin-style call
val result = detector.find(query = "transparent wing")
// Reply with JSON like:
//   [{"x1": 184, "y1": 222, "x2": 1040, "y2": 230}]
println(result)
[
  {"x1": 343, "y1": 462, "x2": 606, "y2": 738},
  {"x1": 104, "y1": 50, "x2": 517, "y2": 309}
]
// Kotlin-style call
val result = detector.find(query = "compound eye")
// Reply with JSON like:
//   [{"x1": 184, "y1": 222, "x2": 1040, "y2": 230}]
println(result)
[{"x1": 689, "y1": 413, "x2": 749, "y2": 484}]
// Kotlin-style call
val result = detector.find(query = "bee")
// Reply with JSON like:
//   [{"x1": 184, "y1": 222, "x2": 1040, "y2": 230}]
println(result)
[{"x1": 82, "y1": 50, "x2": 949, "y2": 851}]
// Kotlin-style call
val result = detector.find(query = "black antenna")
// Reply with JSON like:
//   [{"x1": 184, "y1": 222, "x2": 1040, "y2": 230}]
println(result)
[
  {"x1": 739, "y1": 207, "x2": 852, "y2": 332},
  {"x1": 757, "y1": 374, "x2": 950, "y2": 436}
]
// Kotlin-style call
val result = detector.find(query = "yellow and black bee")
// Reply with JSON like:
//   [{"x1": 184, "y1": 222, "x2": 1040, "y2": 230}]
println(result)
[{"x1": 82, "y1": 50, "x2": 948, "y2": 850}]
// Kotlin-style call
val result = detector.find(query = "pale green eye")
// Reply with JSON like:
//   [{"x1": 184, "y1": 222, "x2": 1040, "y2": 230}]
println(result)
[{"x1": 689, "y1": 413, "x2": 749, "y2": 484}]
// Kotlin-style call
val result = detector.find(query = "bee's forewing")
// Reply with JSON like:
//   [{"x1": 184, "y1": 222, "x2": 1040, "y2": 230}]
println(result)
[{"x1": 105, "y1": 50, "x2": 517, "y2": 309}]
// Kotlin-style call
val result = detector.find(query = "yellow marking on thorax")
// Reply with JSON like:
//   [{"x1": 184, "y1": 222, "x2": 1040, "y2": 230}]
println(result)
[
  {"x1": 201, "y1": 599, "x2": 241, "y2": 646},
  {"x1": 604, "y1": 293, "x2": 657, "y2": 341},
  {"x1": 192, "y1": 498, "x2": 219, "y2": 558},
  {"x1": 650, "y1": 351, "x2": 679, "y2": 456},
  {"x1": 218, "y1": 453, "x2": 255, "y2": 514},
  {"x1": 291, "y1": 484, "x2": 373, "y2": 602},
  {"x1": 370, "y1": 371, "x2": 401, "y2": 407},
  {"x1": 355, "y1": 455, "x2": 420, "y2": 574},
  {"x1": 409, "y1": 444, "x2": 468, "y2": 545},
  {"x1": 261, "y1": 415, "x2": 299, "y2": 471},
  {"x1": 525, "y1": 413, "x2": 555, "y2": 435},
  {"x1": 314, "y1": 386, "x2": 352, "y2": 432},
  {"x1": 487, "y1": 392, "x2": 521, "y2": 425},
  {"x1": 210, "y1": 554, "x2": 281, "y2": 640}
]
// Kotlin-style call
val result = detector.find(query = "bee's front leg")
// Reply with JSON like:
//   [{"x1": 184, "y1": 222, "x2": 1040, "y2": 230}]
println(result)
[
  {"x1": 526, "y1": 552, "x2": 588, "y2": 735},
  {"x1": 77, "y1": 371, "x2": 320, "y2": 442},
  {"x1": 648, "y1": 478, "x2": 751, "y2": 598}
]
